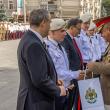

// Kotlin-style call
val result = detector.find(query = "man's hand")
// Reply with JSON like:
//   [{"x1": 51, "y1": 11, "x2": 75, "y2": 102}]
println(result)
[
  {"x1": 67, "y1": 84, "x2": 75, "y2": 90},
  {"x1": 78, "y1": 72, "x2": 85, "y2": 80},
  {"x1": 59, "y1": 86, "x2": 66, "y2": 96},
  {"x1": 87, "y1": 62, "x2": 95, "y2": 70},
  {"x1": 57, "y1": 80, "x2": 64, "y2": 86},
  {"x1": 77, "y1": 70, "x2": 85, "y2": 80}
]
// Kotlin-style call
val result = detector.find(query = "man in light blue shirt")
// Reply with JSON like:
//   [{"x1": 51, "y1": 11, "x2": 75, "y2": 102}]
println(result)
[
  {"x1": 96, "y1": 33, "x2": 108, "y2": 56},
  {"x1": 89, "y1": 35, "x2": 102, "y2": 61},
  {"x1": 87, "y1": 21, "x2": 102, "y2": 61},
  {"x1": 77, "y1": 13, "x2": 93, "y2": 66},
  {"x1": 78, "y1": 29, "x2": 93, "y2": 62},
  {"x1": 44, "y1": 18, "x2": 84, "y2": 110},
  {"x1": 44, "y1": 18, "x2": 83, "y2": 88}
]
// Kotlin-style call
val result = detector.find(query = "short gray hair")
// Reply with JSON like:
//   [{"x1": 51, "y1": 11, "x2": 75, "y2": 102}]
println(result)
[{"x1": 29, "y1": 9, "x2": 49, "y2": 27}]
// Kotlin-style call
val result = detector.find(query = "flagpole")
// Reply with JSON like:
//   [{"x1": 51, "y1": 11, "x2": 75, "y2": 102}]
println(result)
[{"x1": 23, "y1": 0, "x2": 26, "y2": 23}]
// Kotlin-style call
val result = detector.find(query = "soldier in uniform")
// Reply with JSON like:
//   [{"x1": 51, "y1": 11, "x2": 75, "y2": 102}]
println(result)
[
  {"x1": 95, "y1": 33, "x2": 107, "y2": 56},
  {"x1": 2, "y1": 23, "x2": 7, "y2": 40},
  {"x1": 87, "y1": 21, "x2": 102, "y2": 62},
  {"x1": 87, "y1": 17, "x2": 110, "y2": 110},
  {"x1": 0, "y1": 23, "x2": 2, "y2": 40},
  {"x1": 78, "y1": 13, "x2": 92, "y2": 68}
]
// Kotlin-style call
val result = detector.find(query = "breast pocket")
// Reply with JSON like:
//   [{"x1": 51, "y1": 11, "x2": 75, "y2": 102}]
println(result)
[
  {"x1": 53, "y1": 52, "x2": 64, "y2": 65},
  {"x1": 82, "y1": 39, "x2": 90, "y2": 50}
]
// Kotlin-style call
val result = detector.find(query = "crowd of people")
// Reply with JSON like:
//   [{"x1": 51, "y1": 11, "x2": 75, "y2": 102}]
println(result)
[
  {"x1": 0, "y1": 22, "x2": 29, "y2": 41},
  {"x1": 16, "y1": 9, "x2": 110, "y2": 110}
]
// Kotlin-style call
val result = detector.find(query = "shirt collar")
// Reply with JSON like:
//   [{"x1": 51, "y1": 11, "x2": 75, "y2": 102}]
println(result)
[
  {"x1": 48, "y1": 36, "x2": 59, "y2": 47},
  {"x1": 90, "y1": 35, "x2": 94, "y2": 38},
  {"x1": 66, "y1": 31, "x2": 74, "y2": 40},
  {"x1": 81, "y1": 29, "x2": 87, "y2": 36},
  {"x1": 29, "y1": 28, "x2": 44, "y2": 43}
]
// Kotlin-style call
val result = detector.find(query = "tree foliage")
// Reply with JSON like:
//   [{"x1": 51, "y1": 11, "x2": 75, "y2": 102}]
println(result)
[
  {"x1": 102, "y1": 0, "x2": 110, "y2": 16},
  {"x1": 0, "y1": 4, "x2": 7, "y2": 21}
]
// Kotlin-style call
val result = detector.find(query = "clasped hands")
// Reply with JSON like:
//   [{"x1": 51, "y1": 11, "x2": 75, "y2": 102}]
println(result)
[{"x1": 57, "y1": 80, "x2": 74, "y2": 96}]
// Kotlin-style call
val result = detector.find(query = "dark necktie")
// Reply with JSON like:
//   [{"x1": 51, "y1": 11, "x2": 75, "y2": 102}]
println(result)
[
  {"x1": 43, "y1": 42, "x2": 47, "y2": 49},
  {"x1": 90, "y1": 38, "x2": 92, "y2": 44},
  {"x1": 58, "y1": 43, "x2": 63, "y2": 52}
]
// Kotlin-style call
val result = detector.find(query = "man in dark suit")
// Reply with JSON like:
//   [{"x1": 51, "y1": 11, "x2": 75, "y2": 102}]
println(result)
[
  {"x1": 61, "y1": 18, "x2": 83, "y2": 110},
  {"x1": 61, "y1": 18, "x2": 83, "y2": 71},
  {"x1": 17, "y1": 9, "x2": 66, "y2": 110}
]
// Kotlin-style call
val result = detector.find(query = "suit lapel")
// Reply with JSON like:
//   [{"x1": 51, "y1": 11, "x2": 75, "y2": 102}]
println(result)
[
  {"x1": 27, "y1": 30, "x2": 57, "y2": 81},
  {"x1": 41, "y1": 44, "x2": 58, "y2": 82},
  {"x1": 66, "y1": 34, "x2": 78, "y2": 54},
  {"x1": 66, "y1": 34, "x2": 83, "y2": 68}
]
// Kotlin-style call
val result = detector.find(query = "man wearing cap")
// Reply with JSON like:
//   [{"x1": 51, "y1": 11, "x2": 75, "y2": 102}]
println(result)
[
  {"x1": 44, "y1": 18, "x2": 84, "y2": 110},
  {"x1": 87, "y1": 22, "x2": 110, "y2": 110},
  {"x1": 87, "y1": 21, "x2": 102, "y2": 61},
  {"x1": 78, "y1": 13, "x2": 93, "y2": 68}
]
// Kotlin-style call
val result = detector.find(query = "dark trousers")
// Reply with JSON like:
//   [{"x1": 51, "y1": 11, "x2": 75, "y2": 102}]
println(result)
[
  {"x1": 55, "y1": 96, "x2": 68, "y2": 110},
  {"x1": 67, "y1": 79, "x2": 82, "y2": 110}
]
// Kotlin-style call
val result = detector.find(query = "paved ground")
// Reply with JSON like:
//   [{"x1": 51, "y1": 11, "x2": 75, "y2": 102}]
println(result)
[{"x1": 0, "y1": 40, "x2": 20, "y2": 110}]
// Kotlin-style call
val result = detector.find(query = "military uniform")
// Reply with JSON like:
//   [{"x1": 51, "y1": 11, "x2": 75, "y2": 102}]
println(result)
[
  {"x1": 0, "y1": 23, "x2": 7, "y2": 41},
  {"x1": 96, "y1": 33, "x2": 107, "y2": 55},
  {"x1": 90, "y1": 35, "x2": 102, "y2": 61},
  {"x1": 78, "y1": 29, "x2": 93, "y2": 63},
  {"x1": 88, "y1": 44, "x2": 110, "y2": 107},
  {"x1": 87, "y1": 14, "x2": 110, "y2": 110}
]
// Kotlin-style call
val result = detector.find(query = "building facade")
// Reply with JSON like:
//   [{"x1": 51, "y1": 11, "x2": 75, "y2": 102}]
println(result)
[
  {"x1": 80, "y1": 0, "x2": 102, "y2": 19},
  {"x1": 0, "y1": 0, "x2": 17, "y2": 17},
  {"x1": 1, "y1": 0, "x2": 81, "y2": 19},
  {"x1": 0, "y1": 0, "x2": 104, "y2": 20},
  {"x1": 57, "y1": 0, "x2": 81, "y2": 19},
  {"x1": 25, "y1": 0, "x2": 81, "y2": 19}
]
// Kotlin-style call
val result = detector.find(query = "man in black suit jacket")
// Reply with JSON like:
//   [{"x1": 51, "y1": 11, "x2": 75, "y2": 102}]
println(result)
[
  {"x1": 17, "y1": 9, "x2": 66, "y2": 110},
  {"x1": 61, "y1": 18, "x2": 83, "y2": 71},
  {"x1": 61, "y1": 18, "x2": 83, "y2": 110}
]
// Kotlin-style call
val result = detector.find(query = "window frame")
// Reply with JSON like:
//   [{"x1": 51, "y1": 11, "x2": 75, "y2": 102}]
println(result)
[{"x1": 8, "y1": 0, "x2": 14, "y2": 10}]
